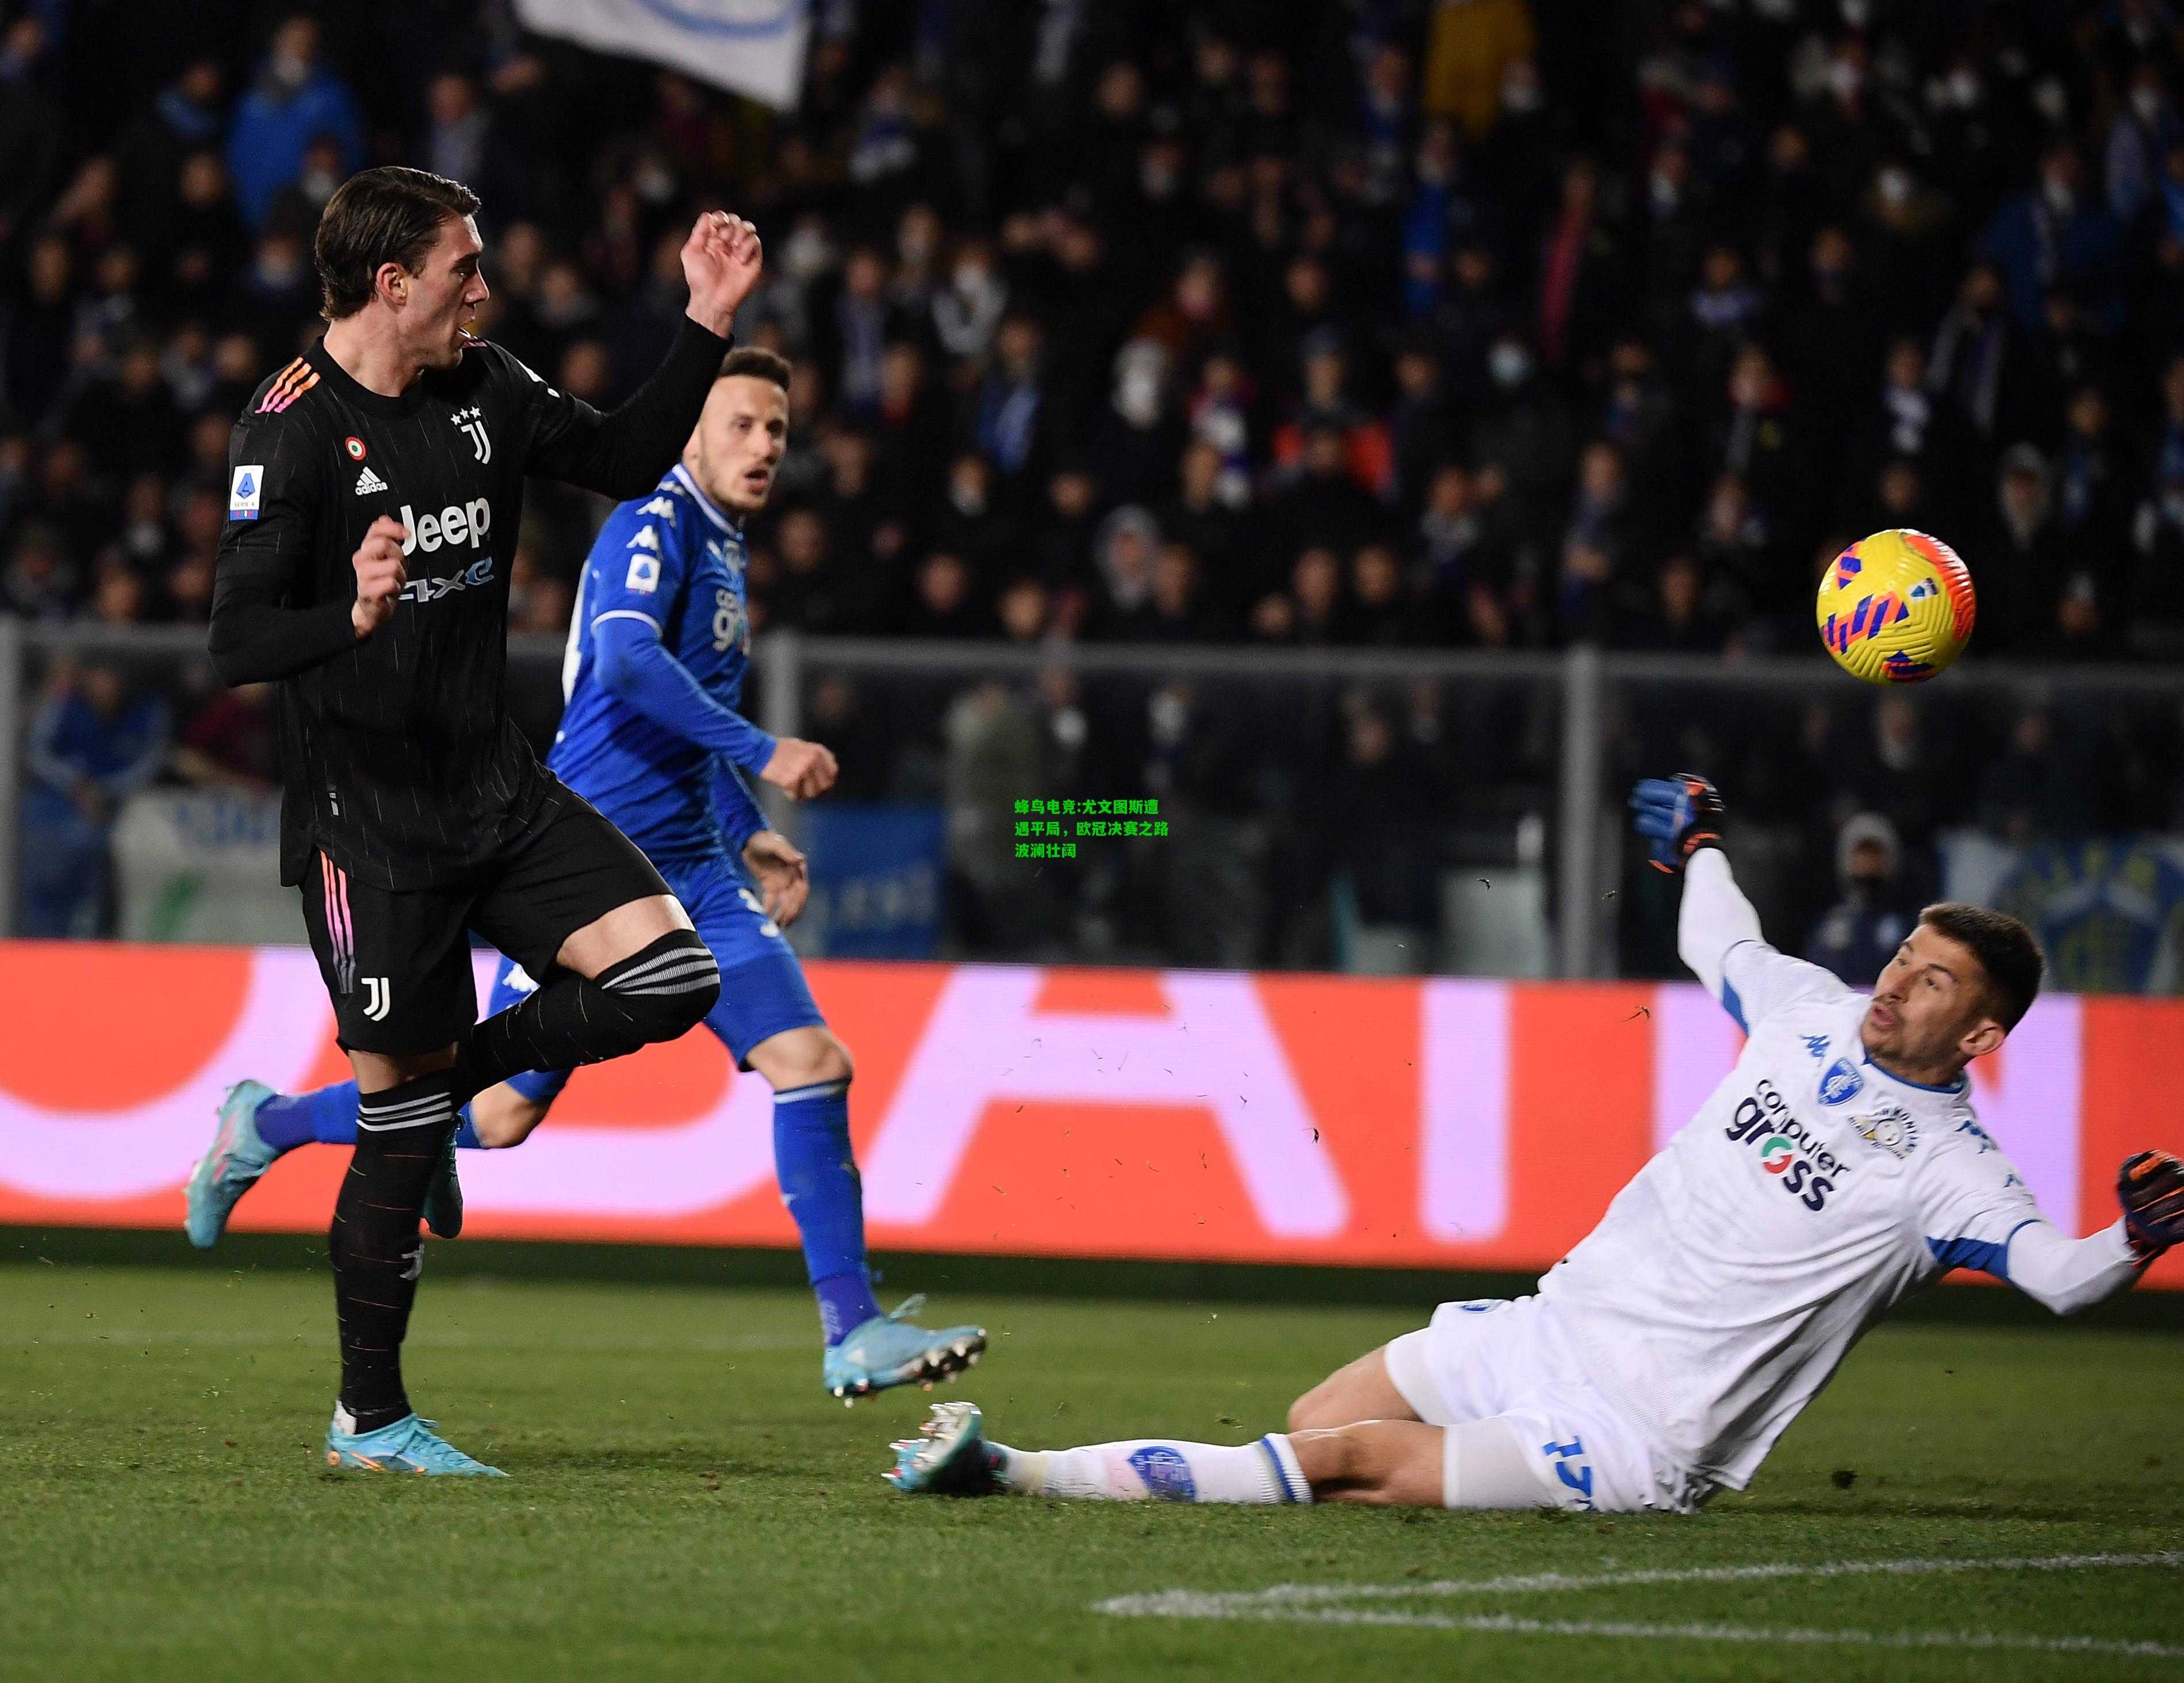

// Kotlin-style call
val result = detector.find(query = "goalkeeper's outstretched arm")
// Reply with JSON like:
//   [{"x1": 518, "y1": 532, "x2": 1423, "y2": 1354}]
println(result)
[
  {"x1": 1997, "y1": 1217, "x2": 2142, "y2": 1315},
  {"x1": 1632, "y1": 774, "x2": 1845, "y2": 1030}
]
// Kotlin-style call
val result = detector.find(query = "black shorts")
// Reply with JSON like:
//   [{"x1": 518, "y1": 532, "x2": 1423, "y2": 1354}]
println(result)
[{"x1": 298, "y1": 794, "x2": 670, "y2": 1054}]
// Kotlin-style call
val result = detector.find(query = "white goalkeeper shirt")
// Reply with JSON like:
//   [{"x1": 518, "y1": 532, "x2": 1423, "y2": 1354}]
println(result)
[{"x1": 1538, "y1": 849, "x2": 2140, "y2": 1492}]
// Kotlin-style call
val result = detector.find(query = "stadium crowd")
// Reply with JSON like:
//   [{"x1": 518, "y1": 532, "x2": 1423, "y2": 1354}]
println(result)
[{"x1": 5, "y1": 1, "x2": 2184, "y2": 969}]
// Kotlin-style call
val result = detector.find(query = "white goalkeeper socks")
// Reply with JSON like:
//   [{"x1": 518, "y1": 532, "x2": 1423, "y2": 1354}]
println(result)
[{"x1": 994, "y1": 1434, "x2": 1311, "y2": 1504}]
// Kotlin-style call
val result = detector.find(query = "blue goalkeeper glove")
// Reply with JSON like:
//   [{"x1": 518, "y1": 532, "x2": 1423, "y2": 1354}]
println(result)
[
  {"x1": 1630, "y1": 773, "x2": 1727, "y2": 874},
  {"x1": 2120, "y1": 1150, "x2": 2184, "y2": 1262}
]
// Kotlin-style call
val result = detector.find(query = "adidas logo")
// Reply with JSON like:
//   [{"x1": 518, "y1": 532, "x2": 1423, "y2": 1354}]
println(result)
[{"x1": 354, "y1": 466, "x2": 389, "y2": 495}]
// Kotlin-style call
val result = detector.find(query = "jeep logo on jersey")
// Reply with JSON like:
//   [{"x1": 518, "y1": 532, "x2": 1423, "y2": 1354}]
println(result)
[
  {"x1": 399, "y1": 500, "x2": 492, "y2": 555},
  {"x1": 1818, "y1": 1057, "x2": 1864, "y2": 1106},
  {"x1": 400, "y1": 556, "x2": 496, "y2": 602}
]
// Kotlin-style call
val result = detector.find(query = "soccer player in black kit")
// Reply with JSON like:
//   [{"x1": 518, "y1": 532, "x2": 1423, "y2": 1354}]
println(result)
[{"x1": 204, "y1": 167, "x2": 759, "y2": 1474}]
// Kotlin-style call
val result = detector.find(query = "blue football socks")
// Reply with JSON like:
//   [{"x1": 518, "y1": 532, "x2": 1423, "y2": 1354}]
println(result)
[
  {"x1": 773, "y1": 1078, "x2": 881, "y2": 1343},
  {"x1": 252, "y1": 1080, "x2": 362, "y2": 1150},
  {"x1": 256, "y1": 1079, "x2": 489, "y2": 1151}
]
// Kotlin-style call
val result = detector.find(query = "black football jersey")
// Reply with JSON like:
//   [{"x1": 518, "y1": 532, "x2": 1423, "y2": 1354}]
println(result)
[{"x1": 214, "y1": 334, "x2": 698, "y2": 891}]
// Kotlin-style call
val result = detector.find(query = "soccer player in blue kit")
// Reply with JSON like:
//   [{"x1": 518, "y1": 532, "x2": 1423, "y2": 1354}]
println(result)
[{"x1": 188, "y1": 346, "x2": 987, "y2": 1403}]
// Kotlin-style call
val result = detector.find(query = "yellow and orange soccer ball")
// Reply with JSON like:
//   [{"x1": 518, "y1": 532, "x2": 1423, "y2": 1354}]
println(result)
[{"x1": 1815, "y1": 528, "x2": 1977, "y2": 684}]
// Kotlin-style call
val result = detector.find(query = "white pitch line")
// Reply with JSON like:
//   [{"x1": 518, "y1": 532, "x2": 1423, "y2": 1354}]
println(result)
[
  {"x1": 1202, "y1": 1610, "x2": 2184, "y2": 1659},
  {"x1": 1098, "y1": 1550, "x2": 2184, "y2": 1617},
  {"x1": 1097, "y1": 1551, "x2": 2184, "y2": 1657}
]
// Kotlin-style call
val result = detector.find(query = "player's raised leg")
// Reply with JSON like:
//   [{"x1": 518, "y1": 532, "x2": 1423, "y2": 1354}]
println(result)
[
  {"x1": 186, "y1": 1075, "x2": 475, "y2": 1246},
  {"x1": 187, "y1": 955, "x2": 578, "y2": 1250}
]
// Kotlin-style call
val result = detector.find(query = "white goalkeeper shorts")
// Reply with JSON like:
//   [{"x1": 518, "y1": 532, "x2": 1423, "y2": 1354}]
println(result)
[{"x1": 1383, "y1": 1294, "x2": 1713, "y2": 1514}]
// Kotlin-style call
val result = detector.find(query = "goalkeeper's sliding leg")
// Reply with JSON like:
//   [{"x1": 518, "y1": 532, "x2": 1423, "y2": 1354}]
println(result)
[
  {"x1": 887, "y1": 1296, "x2": 1676, "y2": 1512},
  {"x1": 884, "y1": 1399, "x2": 1560, "y2": 1509}
]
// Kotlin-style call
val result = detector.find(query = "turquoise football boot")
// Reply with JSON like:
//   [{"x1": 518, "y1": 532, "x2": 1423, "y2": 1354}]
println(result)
[
  {"x1": 420, "y1": 1126, "x2": 463, "y2": 1241},
  {"x1": 823, "y1": 1294, "x2": 987, "y2": 1405},
  {"x1": 886, "y1": 1400, "x2": 1001, "y2": 1495},
  {"x1": 324, "y1": 1406, "x2": 505, "y2": 1475},
  {"x1": 185, "y1": 1080, "x2": 283, "y2": 1249}
]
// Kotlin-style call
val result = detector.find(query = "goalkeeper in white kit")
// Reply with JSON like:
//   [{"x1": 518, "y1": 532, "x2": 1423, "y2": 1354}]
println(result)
[{"x1": 885, "y1": 774, "x2": 2184, "y2": 1513}]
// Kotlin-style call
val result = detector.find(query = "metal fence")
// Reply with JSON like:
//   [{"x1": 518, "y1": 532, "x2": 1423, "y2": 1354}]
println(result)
[{"x1": 7, "y1": 618, "x2": 2184, "y2": 986}]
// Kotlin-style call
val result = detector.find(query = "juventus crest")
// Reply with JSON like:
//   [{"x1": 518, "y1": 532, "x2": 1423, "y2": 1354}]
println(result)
[{"x1": 453, "y1": 404, "x2": 492, "y2": 464}]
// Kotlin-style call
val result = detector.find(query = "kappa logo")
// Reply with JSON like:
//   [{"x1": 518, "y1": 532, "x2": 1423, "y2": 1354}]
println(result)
[
  {"x1": 453, "y1": 404, "x2": 492, "y2": 464},
  {"x1": 639, "y1": 495, "x2": 678, "y2": 523},
  {"x1": 353, "y1": 465, "x2": 389, "y2": 495},
  {"x1": 1818, "y1": 1057, "x2": 1864, "y2": 1106},
  {"x1": 1803, "y1": 1034, "x2": 1832, "y2": 1061}
]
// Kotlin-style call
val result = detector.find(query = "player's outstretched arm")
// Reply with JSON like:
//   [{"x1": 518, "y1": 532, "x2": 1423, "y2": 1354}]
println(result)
[
  {"x1": 1923, "y1": 1149, "x2": 2170, "y2": 1316},
  {"x1": 1999, "y1": 1214, "x2": 2147, "y2": 1314},
  {"x1": 523, "y1": 212, "x2": 762, "y2": 500},
  {"x1": 592, "y1": 613, "x2": 777, "y2": 766},
  {"x1": 1632, "y1": 774, "x2": 1844, "y2": 1029}
]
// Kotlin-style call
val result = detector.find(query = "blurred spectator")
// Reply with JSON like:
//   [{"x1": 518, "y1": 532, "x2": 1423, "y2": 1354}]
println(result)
[
  {"x1": 226, "y1": 17, "x2": 363, "y2": 229},
  {"x1": 1979, "y1": 706, "x2": 2093, "y2": 843},
  {"x1": 932, "y1": 238, "x2": 1005, "y2": 361},
  {"x1": 1983, "y1": 144, "x2": 2124, "y2": 336},
  {"x1": 1343, "y1": 544, "x2": 1410, "y2": 646},
  {"x1": 1804, "y1": 813, "x2": 1918, "y2": 989},
  {"x1": 5, "y1": 236, "x2": 75, "y2": 426},
  {"x1": 770, "y1": 505, "x2": 852, "y2": 634},
  {"x1": 1088, "y1": 338, "x2": 1185, "y2": 508},
  {"x1": 1423, "y1": 0, "x2": 1537, "y2": 140},
  {"x1": 174, "y1": 682, "x2": 275, "y2": 791},
  {"x1": 972, "y1": 314, "x2": 1047, "y2": 497},
  {"x1": 20, "y1": 661, "x2": 168, "y2": 936},
  {"x1": 899, "y1": 551, "x2": 988, "y2": 638},
  {"x1": 1535, "y1": 157, "x2": 1622, "y2": 377},
  {"x1": 1090, "y1": 504, "x2": 1159, "y2": 637},
  {"x1": 2, "y1": 522, "x2": 74, "y2": 618},
  {"x1": 1617, "y1": 552, "x2": 1729, "y2": 654},
  {"x1": 1972, "y1": 445, "x2": 2068, "y2": 655}
]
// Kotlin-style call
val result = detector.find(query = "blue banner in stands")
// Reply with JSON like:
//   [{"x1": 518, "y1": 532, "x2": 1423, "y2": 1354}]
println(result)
[{"x1": 798, "y1": 804, "x2": 947, "y2": 960}]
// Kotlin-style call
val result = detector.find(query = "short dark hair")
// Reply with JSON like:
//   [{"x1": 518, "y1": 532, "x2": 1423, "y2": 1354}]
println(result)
[
  {"x1": 1918, "y1": 902, "x2": 2043, "y2": 1030},
  {"x1": 315, "y1": 166, "x2": 481, "y2": 321},
  {"x1": 717, "y1": 346, "x2": 792, "y2": 389}
]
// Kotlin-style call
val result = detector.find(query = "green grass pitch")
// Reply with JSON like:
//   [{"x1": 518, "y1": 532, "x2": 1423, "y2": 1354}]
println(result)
[{"x1": 5, "y1": 1260, "x2": 2181, "y2": 1681}]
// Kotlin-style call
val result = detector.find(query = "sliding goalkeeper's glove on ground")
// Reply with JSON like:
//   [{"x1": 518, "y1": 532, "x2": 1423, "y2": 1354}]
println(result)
[
  {"x1": 2120, "y1": 1150, "x2": 2184, "y2": 1263},
  {"x1": 1630, "y1": 773, "x2": 1726, "y2": 874}
]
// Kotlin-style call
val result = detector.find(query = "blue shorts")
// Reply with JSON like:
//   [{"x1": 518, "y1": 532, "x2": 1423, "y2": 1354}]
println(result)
[{"x1": 486, "y1": 851, "x2": 826, "y2": 1076}]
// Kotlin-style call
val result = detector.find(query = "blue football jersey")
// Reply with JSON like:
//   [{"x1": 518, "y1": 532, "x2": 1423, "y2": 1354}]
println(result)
[{"x1": 552, "y1": 465, "x2": 762, "y2": 861}]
